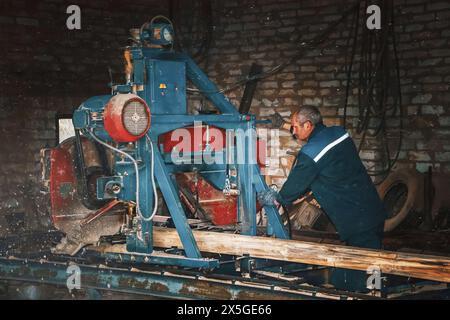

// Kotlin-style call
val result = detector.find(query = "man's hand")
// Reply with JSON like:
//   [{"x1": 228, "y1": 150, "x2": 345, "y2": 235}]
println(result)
[
  {"x1": 269, "y1": 112, "x2": 286, "y2": 129},
  {"x1": 257, "y1": 188, "x2": 278, "y2": 207}
]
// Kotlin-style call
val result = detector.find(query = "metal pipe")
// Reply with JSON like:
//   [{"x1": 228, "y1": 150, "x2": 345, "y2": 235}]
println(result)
[{"x1": 88, "y1": 130, "x2": 151, "y2": 222}]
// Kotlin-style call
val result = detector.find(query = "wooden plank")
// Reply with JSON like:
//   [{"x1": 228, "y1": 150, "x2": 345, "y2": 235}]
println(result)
[{"x1": 96, "y1": 227, "x2": 450, "y2": 283}]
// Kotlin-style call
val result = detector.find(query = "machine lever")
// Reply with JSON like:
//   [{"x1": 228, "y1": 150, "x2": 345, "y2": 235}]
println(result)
[{"x1": 80, "y1": 199, "x2": 122, "y2": 227}]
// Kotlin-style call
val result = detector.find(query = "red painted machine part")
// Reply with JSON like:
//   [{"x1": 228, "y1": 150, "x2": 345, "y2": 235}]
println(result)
[
  {"x1": 49, "y1": 147, "x2": 77, "y2": 224},
  {"x1": 178, "y1": 174, "x2": 237, "y2": 225},
  {"x1": 103, "y1": 94, "x2": 151, "y2": 142},
  {"x1": 159, "y1": 125, "x2": 266, "y2": 166},
  {"x1": 161, "y1": 125, "x2": 265, "y2": 225},
  {"x1": 177, "y1": 173, "x2": 263, "y2": 226}
]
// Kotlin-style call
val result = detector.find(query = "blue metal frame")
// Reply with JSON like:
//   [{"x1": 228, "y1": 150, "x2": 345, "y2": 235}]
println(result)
[
  {"x1": 152, "y1": 142, "x2": 202, "y2": 259},
  {"x1": 72, "y1": 44, "x2": 289, "y2": 269}
]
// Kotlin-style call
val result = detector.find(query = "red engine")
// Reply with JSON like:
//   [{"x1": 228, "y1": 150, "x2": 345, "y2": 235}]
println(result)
[{"x1": 103, "y1": 94, "x2": 151, "y2": 142}]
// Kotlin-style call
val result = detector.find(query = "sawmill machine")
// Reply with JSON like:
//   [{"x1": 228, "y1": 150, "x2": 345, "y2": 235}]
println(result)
[
  {"x1": 6, "y1": 15, "x2": 448, "y2": 300},
  {"x1": 42, "y1": 16, "x2": 289, "y2": 268}
]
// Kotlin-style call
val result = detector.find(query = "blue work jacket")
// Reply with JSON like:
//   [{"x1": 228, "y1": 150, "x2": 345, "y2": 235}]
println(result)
[{"x1": 277, "y1": 123, "x2": 387, "y2": 240}]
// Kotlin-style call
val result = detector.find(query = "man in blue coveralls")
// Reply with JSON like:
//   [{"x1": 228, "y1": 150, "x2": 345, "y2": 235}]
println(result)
[{"x1": 260, "y1": 106, "x2": 387, "y2": 292}]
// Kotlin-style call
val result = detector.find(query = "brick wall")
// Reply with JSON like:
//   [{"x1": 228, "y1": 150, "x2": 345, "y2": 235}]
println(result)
[
  {"x1": 200, "y1": 0, "x2": 450, "y2": 186},
  {"x1": 0, "y1": 0, "x2": 166, "y2": 233},
  {"x1": 0, "y1": 0, "x2": 449, "y2": 233}
]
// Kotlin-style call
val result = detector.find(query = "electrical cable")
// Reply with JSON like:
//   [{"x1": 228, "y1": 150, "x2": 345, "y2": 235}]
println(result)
[
  {"x1": 186, "y1": 1, "x2": 360, "y2": 95},
  {"x1": 146, "y1": 135, "x2": 159, "y2": 221},
  {"x1": 172, "y1": 0, "x2": 213, "y2": 63},
  {"x1": 342, "y1": 4, "x2": 361, "y2": 128},
  {"x1": 342, "y1": 0, "x2": 403, "y2": 182},
  {"x1": 87, "y1": 132, "x2": 160, "y2": 244},
  {"x1": 87, "y1": 129, "x2": 152, "y2": 222}
]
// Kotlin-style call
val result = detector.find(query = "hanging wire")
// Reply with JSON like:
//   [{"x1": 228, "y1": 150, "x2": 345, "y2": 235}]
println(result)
[
  {"x1": 342, "y1": 0, "x2": 403, "y2": 182},
  {"x1": 186, "y1": 1, "x2": 361, "y2": 95},
  {"x1": 171, "y1": 0, "x2": 214, "y2": 63}
]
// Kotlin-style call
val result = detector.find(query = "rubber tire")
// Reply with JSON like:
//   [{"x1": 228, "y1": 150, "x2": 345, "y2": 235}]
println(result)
[{"x1": 377, "y1": 169, "x2": 422, "y2": 232}]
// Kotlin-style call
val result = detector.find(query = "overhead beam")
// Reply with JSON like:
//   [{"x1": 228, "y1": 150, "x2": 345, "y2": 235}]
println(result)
[{"x1": 96, "y1": 227, "x2": 450, "y2": 283}]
